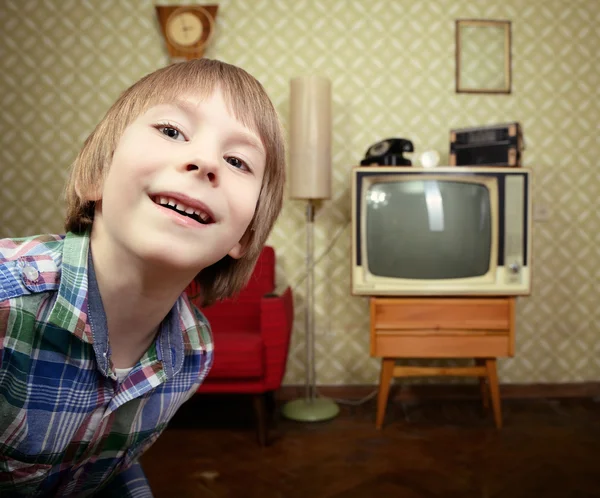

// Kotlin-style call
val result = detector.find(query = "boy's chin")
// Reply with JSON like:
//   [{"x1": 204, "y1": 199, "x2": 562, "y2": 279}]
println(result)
[{"x1": 138, "y1": 247, "x2": 222, "y2": 276}]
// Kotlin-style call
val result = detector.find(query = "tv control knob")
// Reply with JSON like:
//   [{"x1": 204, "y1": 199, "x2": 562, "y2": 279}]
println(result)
[{"x1": 508, "y1": 262, "x2": 521, "y2": 274}]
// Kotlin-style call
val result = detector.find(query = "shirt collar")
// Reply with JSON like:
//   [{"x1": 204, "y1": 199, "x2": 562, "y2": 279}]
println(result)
[{"x1": 46, "y1": 231, "x2": 92, "y2": 340}]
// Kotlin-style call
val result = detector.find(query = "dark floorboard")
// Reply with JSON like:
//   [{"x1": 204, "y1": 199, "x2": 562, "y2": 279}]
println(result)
[{"x1": 140, "y1": 394, "x2": 600, "y2": 498}]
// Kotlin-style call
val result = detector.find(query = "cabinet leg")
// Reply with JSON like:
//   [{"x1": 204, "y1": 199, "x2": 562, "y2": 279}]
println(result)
[
  {"x1": 485, "y1": 358, "x2": 502, "y2": 429},
  {"x1": 475, "y1": 359, "x2": 490, "y2": 411},
  {"x1": 376, "y1": 358, "x2": 395, "y2": 429}
]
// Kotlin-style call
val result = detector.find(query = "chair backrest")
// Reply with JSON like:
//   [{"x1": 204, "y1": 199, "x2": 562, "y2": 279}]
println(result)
[{"x1": 188, "y1": 246, "x2": 276, "y2": 334}]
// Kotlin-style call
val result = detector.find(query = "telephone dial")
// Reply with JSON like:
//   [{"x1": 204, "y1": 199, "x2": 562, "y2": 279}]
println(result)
[{"x1": 360, "y1": 138, "x2": 414, "y2": 166}]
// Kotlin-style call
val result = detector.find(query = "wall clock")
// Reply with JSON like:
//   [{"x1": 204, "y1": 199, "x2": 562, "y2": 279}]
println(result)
[{"x1": 156, "y1": 5, "x2": 218, "y2": 61}]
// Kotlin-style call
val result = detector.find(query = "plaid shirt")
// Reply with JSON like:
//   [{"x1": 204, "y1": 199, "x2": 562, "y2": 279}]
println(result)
[{"x1": 0, "y1": 232, "x2": 214, "y2": 497}]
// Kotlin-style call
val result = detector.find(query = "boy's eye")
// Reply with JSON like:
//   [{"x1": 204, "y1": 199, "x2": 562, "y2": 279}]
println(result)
[
  {"x1": 225, "y1": 156, "x2": 249, "y2": 171},
  {"x1": 157, "y1": 125, "x2": 185, "y2": 141}
]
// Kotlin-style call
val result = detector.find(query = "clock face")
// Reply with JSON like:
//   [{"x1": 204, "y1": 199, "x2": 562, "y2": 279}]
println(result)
[
  {"x1": 157, "y1": 4, "x2": 217, "y2": 59},
  {"x1": 166, "y1": 12, "x2": 203, "y2": 48}
]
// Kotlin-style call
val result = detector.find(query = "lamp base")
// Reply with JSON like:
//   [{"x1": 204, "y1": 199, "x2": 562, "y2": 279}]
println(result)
[{"x1": 281, "y1": 397, "x2": 340, "y2": 422}]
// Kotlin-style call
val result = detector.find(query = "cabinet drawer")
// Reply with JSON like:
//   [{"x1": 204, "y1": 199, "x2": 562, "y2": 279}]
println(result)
[
  {"x1": 374, "y1": 330, "x2": 512, "y2": 357},
  {"x1": 371, "y1": 297, "x2": 512, "y2": 331}
]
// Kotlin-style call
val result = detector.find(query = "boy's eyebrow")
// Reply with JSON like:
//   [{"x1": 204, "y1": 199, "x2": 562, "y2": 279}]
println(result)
[
  {"x1": 170, "y1": 98, "x2": 266, "y2": 155},
  {"x1": 231, "y1": 131, "x2": 266, "y2": 156}
]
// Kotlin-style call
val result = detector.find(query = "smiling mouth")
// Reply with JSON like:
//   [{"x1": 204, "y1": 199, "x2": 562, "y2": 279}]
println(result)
[{"x1": 152, "y1": 196, "x2": 215, "y2": 225}]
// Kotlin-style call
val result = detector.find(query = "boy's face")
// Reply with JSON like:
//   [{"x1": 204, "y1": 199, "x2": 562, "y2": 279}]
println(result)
[{"x1": 91, "y1": 87, "x2": 266, "y2": 274}]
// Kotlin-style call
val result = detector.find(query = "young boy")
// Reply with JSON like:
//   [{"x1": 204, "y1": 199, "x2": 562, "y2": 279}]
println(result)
[{"x1": 0, "y1": 58, "x2": 285, "y2": 497}]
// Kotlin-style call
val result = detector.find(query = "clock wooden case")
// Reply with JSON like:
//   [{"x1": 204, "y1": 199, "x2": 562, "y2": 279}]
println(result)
[{"x1": 156, "y1": 4, "x2": 218, "y2": 61}]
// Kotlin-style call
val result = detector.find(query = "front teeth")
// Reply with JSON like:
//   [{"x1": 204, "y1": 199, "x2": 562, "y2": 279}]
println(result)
[{"x1": 156, "y1": 196, "x2": 210, "y2": 222}]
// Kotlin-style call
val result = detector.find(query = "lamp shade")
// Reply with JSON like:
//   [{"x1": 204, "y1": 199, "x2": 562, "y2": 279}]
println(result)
[{"x1": 289, "y1": 76, "x2": 332, "y2": 200}]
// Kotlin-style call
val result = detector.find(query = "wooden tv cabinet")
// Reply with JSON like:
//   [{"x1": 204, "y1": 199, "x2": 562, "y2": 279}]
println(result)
[{"x1": 370, "y1": 296, "x2": 516, "y2": 429}]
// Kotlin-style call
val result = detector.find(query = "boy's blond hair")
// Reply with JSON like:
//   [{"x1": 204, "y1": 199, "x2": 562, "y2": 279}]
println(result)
[{"x1": 65, "y1": 59, "x2": 285, "y2": 306}]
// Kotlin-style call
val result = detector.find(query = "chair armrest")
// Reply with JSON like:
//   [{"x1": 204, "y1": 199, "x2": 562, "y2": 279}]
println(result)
[{"x1": 259, "y1": 286, "x2": 294, "y2": 390}]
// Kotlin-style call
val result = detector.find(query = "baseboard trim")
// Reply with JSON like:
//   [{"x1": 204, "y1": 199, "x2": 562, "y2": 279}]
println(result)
[{"x1": 278, "y1": 382, "x2": 600, "y2": 402}]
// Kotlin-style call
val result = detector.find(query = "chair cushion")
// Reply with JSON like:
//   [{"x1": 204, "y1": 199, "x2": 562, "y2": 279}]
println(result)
[{"x1": 206, "y1": 332, "x2": 264, "y2": 379}]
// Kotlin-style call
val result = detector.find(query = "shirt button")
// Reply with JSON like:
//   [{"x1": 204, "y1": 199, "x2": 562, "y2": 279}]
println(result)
[{"x1": 23, "y1": 265, "x2": 39, "y2": 282}]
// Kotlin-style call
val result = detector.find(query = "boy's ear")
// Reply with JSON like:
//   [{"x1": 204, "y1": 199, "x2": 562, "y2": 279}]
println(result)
[
  {"x1": 76, "y1": 178, "x2": 103, "y2": 203},
  {"x1": 227, "y1": 229, "x2": 252, "y2": 259},
  {"x1": 228, "y1": 242, "x2": 244, "y2": 260},
  {"x1": 88, "y1": 175, "x2": 106, "y2": 201},
  {"x1": 86, "y1": 186, "x2": 103, "y2": 202}
]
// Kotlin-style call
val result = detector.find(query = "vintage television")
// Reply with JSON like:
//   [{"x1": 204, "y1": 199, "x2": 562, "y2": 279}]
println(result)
[{"x1": 352, "y1": 166, "x2": 532, "y2": 296}]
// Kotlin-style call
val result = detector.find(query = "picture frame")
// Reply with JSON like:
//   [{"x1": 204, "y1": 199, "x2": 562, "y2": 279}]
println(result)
[{"x1": 455, "y1": 19, "x2": 511, "y2": 94}]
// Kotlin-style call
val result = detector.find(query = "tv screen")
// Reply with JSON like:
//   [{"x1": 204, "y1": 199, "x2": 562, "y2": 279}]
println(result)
[{"x1": 365, "y1": 179, "x2": 492, "y2": 279}]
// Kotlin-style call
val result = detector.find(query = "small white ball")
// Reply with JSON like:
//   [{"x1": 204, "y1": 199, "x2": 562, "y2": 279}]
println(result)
[{"x1": 420, "y1": 150, "x2": 440, "y2": 168}]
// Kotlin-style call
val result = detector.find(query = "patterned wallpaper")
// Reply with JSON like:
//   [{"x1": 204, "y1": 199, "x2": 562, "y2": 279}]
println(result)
[{"x1": 1, "y1": 0, "x2": 599, "y2": 386}]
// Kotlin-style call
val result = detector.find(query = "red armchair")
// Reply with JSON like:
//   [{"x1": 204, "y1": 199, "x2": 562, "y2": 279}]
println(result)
[{"x1": 186, "y1": 246, "x2": 294, "y2": 445}]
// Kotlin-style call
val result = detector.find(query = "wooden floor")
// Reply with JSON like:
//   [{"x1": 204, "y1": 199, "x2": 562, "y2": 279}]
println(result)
[{"x1": 141, "y1": 393, "x2": 600, "y2": 498}]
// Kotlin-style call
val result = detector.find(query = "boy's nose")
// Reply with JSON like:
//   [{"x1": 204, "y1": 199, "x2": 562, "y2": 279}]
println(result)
[{"x1": 185, "y1": 157, "x2": 220, "y2": 185}]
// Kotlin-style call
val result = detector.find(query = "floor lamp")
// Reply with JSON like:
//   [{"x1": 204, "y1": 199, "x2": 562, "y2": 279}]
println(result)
[{"x1": 281, "y1": 75, "x2": 340, "y2": 422}]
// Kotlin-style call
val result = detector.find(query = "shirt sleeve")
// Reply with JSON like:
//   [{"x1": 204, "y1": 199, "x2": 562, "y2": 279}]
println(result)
[{"x1": 96, "y1": 461, "x2": 154, "y2": 498}]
